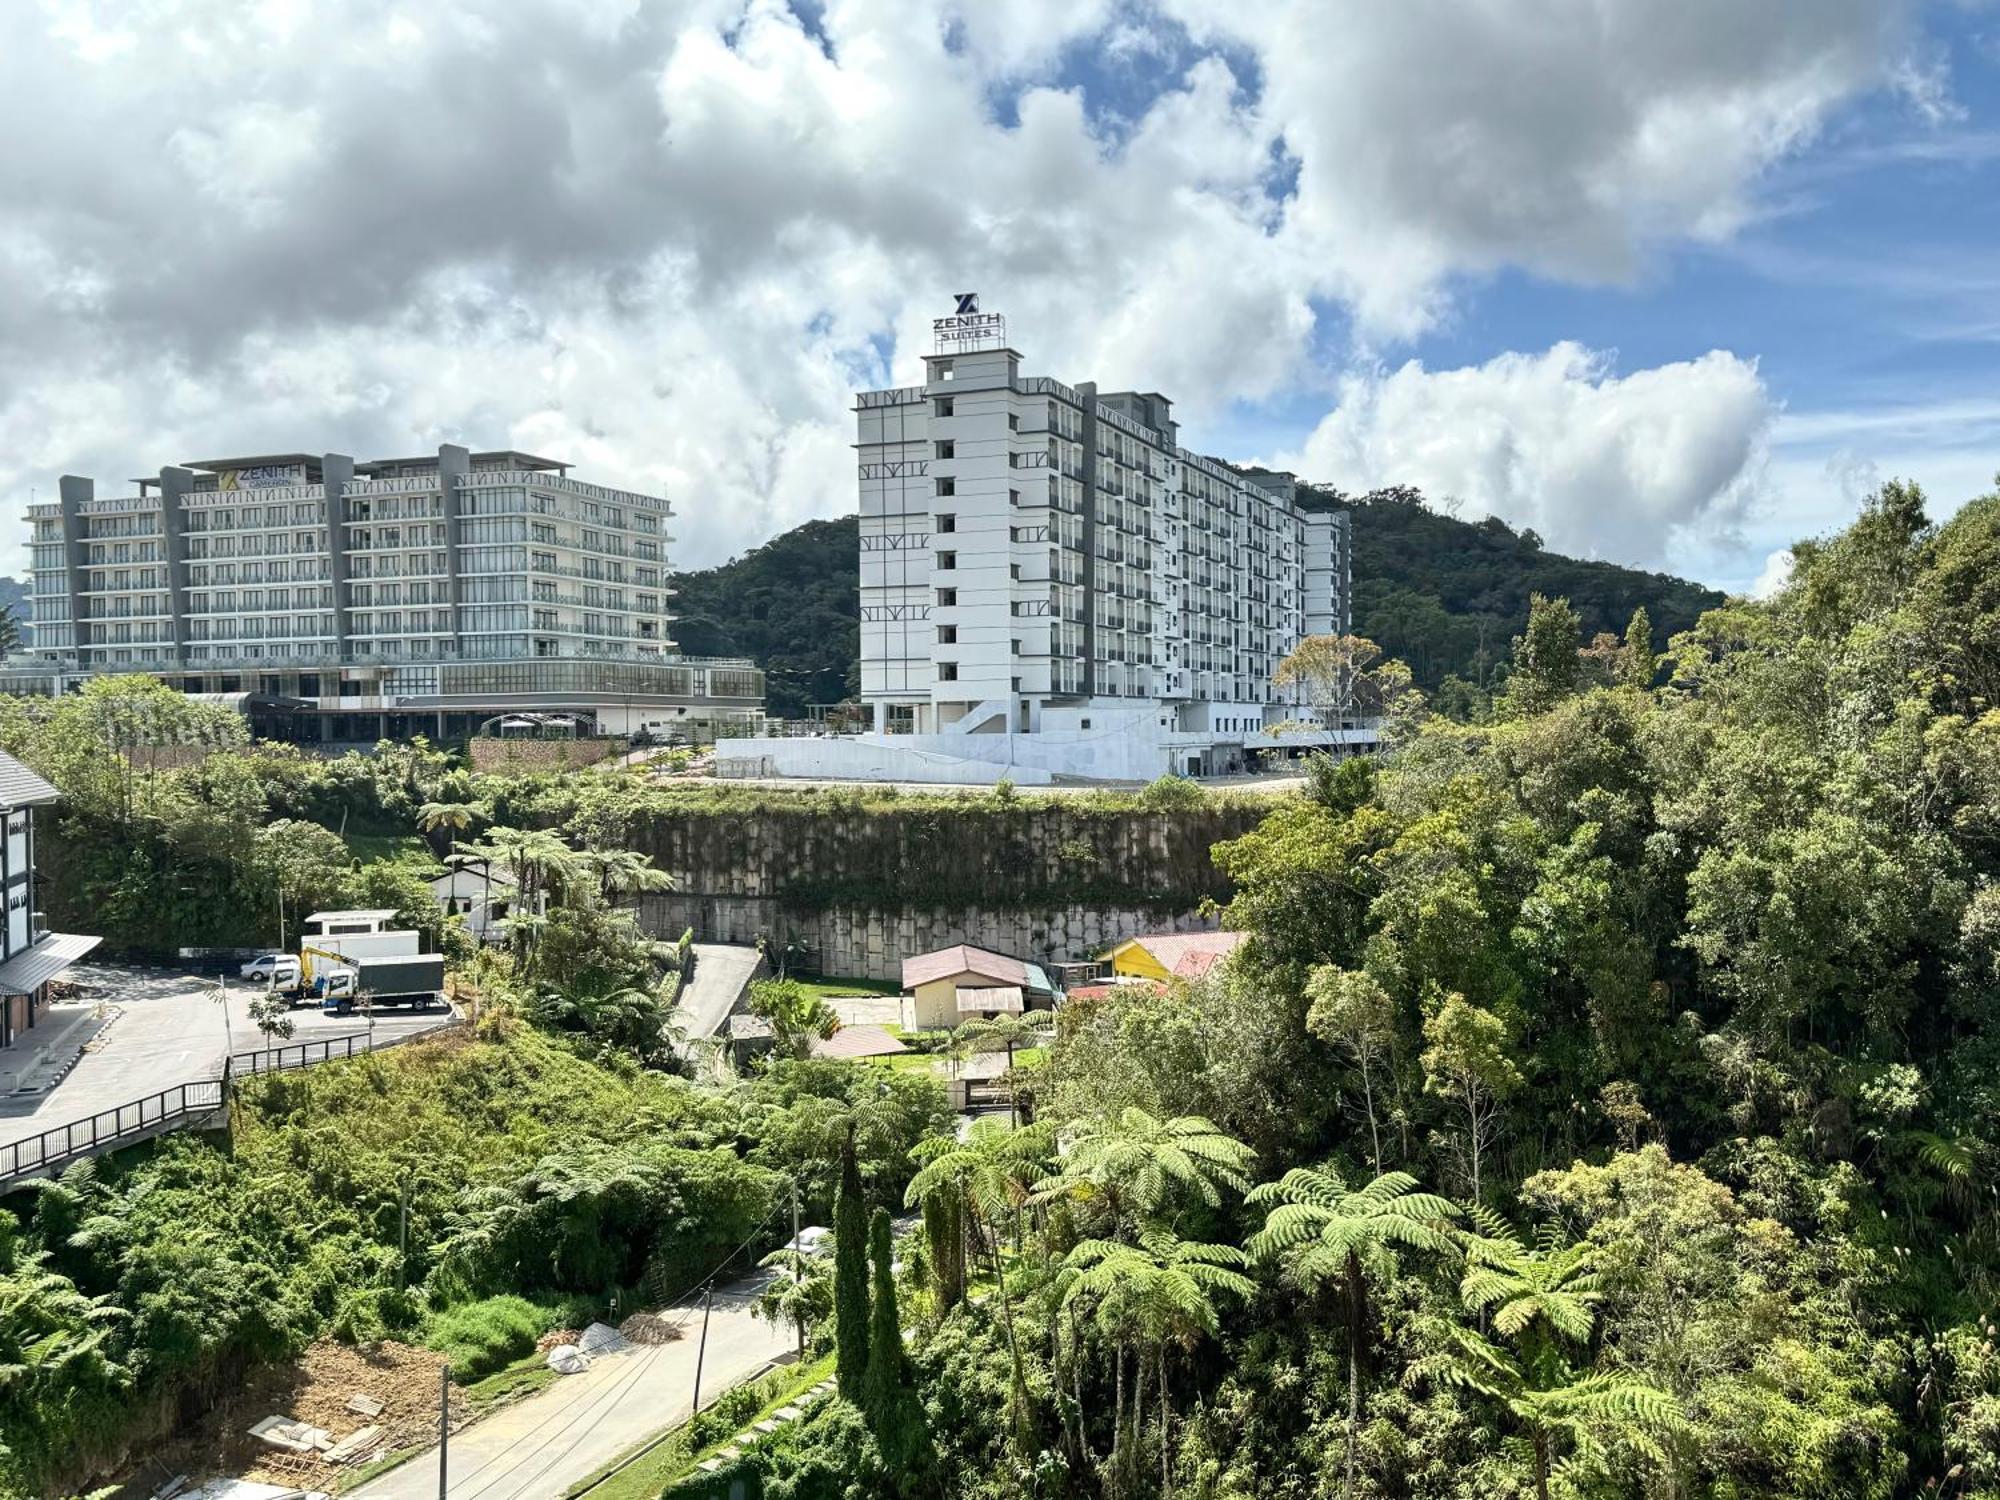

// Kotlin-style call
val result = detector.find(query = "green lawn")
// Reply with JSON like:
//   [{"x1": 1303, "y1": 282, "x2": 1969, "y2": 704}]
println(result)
[
  {"x1": 462, "y1": 1349, "x2": 562, "y2": 1414},
  {"x1": 791, "y1": 975, "x2": 899, "y2": 1000}
]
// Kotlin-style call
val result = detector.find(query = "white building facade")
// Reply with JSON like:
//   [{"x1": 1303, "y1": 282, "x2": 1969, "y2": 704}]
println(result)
[
  {"x1": 21, "y1": 447, "x2": 763, "y2": 741},
  {"x1": 724, "y1": 303, "x2": 1362, "y2": 784}
]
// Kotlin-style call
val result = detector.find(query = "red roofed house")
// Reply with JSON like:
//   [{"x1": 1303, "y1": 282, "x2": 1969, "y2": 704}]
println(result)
[
  {"x1": 1099, "y1": 930, "x2": 1248, "y2": 984},
  {"x1": 900, "y1": 943, "x2": 1059, "y2": 1031}
]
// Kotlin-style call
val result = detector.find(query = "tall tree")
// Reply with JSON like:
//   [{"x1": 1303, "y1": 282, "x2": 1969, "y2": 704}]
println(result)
[
  {"x1": 1621, "y1": 605, "x2": 1656, "y2": 690},
  {"x1": 1042, "y1": 1107, "x2": 1255, "y2": 1234},
  {"x1": 1304, "y1": 966, "x2": 1398, "y2": 1177},
  {"x1": 1419, "y1": 992, "x2": 1523, "y2": 1203},
  {"x1": 862, "y1": 1207, "x2": 906, "y2": 1435},
  {"x1": 1500, "y1": 593, "x2": 1583, "y2": 717},
  {"x1": 1415, "y1": 1222, "x2": 1684, "y2": 1500},
  {"x1": 1248, "y1": 1168, "x2": 1459, "y2": 1500},
  {"x1": 833, "y1": 1129, "x2": 871, "y2": 1398},
  {"x1": 1061, "y1": 1227, "x2": 1256, "y2": 1496},
  {"x1": 905, "y1": 1118, "x2": 1052, "y2": 1448}
]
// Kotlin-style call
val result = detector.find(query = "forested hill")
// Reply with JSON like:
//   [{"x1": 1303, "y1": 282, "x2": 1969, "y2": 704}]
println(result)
[
  {"x1": 669, "y1": 517, "x2": 860, "y2": 718},
  {"x1": 1318, "y1": 483, "x2": 1724, "y2": 691},
  {"x1": 676, "y1": 495, "x2": 1721, "y2": 714}
]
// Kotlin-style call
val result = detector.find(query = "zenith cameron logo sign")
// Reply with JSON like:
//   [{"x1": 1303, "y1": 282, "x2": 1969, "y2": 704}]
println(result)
[{"x1": 934, "y1": 293, "x2": 1005, "y2": 350}]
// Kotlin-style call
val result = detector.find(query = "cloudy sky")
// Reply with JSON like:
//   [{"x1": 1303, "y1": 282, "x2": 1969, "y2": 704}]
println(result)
[{"x1": 5, "y1": 0, "x2": 1998, "y2": 591}]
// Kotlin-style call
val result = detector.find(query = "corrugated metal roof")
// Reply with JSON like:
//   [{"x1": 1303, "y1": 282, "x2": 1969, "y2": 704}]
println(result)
[
  {"x1": 0, "y1": 932, "x2": 100, "y2": 995},
  {"x1": 811, "y1": 1023, "x2": 908, "y2": 1059},
  {"x1": 901, "y1": 943, "x2": 1028, "y2": 990},
  {"x1": 1102, "y1": 930, "x2": 1249, "y2": 974},
  {"x1": 0, "y1": 751, "x2": 58, "y2": 809}
]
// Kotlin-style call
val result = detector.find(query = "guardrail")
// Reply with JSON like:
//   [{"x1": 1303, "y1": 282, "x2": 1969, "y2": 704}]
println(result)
[
  {"x1": 229, "y1": 1016, "x2": 460, "y2": 1077},
  {"x1": 0, "y1": 1078, "x2": 225, "y2": 1188}
]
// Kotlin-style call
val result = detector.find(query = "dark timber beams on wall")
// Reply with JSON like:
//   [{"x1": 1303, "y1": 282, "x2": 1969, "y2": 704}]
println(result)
[{"x1": 437, "y1": 443, "x2": 469, "y2": 653}]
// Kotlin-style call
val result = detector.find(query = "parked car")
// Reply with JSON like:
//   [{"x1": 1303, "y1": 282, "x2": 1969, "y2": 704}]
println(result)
[{"x1": 240, "y1": 953, "x2": 300, "y2": 986}]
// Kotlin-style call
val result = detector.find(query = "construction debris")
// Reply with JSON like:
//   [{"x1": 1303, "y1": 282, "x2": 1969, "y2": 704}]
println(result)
[
  {"x1": 579, "y1": 1321, "x2": 633, "y2": 1357},
  {"x1": 536, "y1": 1326, "x2": 583, "y2": 1353},
  {"x1": 247, "y1": 1417, "x2": 331, "y2": 1455},
  {"x1": 545, "y1": 1343, "x2": 592, "y2": 1375},
  {"x1": 618, "y1": 1310, "x2": 684, "y2": 1345},
  {"x1": 155, "y1": 1338, "x2": 462, "y2": 1491},
  {"x1": 320, "y1": 1425, "x2": 384, "y2": 1466}
]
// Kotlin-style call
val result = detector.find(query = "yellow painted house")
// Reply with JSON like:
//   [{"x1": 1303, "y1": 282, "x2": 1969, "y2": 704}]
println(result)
[{"x1": 1100, "y1": 930, "x2": 1248, "y2": 983}]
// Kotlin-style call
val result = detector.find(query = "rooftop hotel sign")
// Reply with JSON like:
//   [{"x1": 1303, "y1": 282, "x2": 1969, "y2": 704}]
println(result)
[{"x1": 934, "y1": 292, "x2": 1006, "y2": 353}]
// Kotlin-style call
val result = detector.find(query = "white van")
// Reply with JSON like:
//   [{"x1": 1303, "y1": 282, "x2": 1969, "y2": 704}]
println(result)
[{"x1": 240, "y1": 953, "x2": 301, "y2": 988}]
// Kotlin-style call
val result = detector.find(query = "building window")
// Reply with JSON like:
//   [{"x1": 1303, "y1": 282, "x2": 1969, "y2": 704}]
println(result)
[
  {"x1": 938, "y1": 662, "x2": 958, "y2": 681},
  {"x1": 936, "y1": 478, "x2": 956, "y2": 497},
  {"x1": 936, "y1": 513, "x2": 956, "y2": 533},
  {"x1": 938, "y1": 551, "x2": 956, "y2": 570},
  {"x1": 938, "y1": 625, "x2": 958, "y2": 644},
  {"x1": 936, "y1": 359, "x2": 954, "y2": 381},
  {"x1": 935, "y1": 441, "x2": 955, "y2": 460},
  {"x1": 1009, "y1": 488, "x2": 1021, "y2": 507},
  {"x1": 1081, "y1": 718, "x2": 1091, "y2": 729},
  {"x1": 1008, "y1": 414, "x2": 1020, "y2": 431},
  {"x1": 1010, "y1": 639, "x2": 1020, "y2": 655},
  {"x1": 937, "y1": 588, "x2": 957, "y2": 607},
  {"x1": 935, "y1": 397, "x2": 954, "y2": 417}
]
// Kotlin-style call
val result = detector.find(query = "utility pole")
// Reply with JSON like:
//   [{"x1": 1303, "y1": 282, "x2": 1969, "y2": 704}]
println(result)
[
  {"x1": 398, "y1": 1178, "x2": 409, "y2": 1290},
  {"x1": 438, "y1": 1362, "x2": 450, "y2": 1498},
  {"x1": 792, "y1": 1177, "x2": 803, "y2": 1357},
  {"x1": 691, "y1": 1285, "x2": 714, "y2": 1412}
]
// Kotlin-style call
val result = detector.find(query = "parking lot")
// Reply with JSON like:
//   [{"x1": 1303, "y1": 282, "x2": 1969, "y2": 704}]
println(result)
[{"x1": 0, "y1": 961, "x2": 457, "y2": 1155}]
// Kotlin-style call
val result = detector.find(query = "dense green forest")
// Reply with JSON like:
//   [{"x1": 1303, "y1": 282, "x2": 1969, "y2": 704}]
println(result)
[
  {"x1": 1311, "y1": 483, "x2": 1723, "y2": 694},
  {"x1": 666, "y1": 492, "x2": 1718, "y2": 721},
  {"x1": 670, "y1": 517, "x2": 860, "y2": 718},
  {"x1": 5, "y1": 479, "x2": 2000, "y2": 1498}
]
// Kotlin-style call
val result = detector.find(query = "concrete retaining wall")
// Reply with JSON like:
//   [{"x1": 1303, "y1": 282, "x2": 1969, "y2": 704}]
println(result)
[{"x1": 638, "y1": 893, "x2": 1222, "y2": 983}]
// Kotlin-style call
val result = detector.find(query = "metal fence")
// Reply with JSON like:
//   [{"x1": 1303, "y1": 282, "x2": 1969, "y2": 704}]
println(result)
[
  {"x1": 0, "y1": 1079, "x2": 225, "y2": 1187},
  {"x1": 0, "y1": 1013, "x2": 467, "y2": 1192}
]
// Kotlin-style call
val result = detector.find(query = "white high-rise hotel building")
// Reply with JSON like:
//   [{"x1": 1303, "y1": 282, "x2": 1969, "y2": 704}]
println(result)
[{"x1": 848, "y1": 302, "x2": 1350, "y2": 776}]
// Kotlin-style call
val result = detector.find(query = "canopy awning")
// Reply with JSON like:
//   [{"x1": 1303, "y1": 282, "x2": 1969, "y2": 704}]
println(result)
[
  {"x1": 0, "y1": 932, "x2": 101, "y2": 995},
  {"x1": 956, "y1": 985, "x2": 1025, "y2": 1014}
]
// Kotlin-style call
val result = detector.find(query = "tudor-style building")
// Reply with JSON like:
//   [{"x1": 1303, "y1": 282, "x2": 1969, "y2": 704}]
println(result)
[{"x1": 0, "y1": 751, "x2": 99, "y2": 1048}]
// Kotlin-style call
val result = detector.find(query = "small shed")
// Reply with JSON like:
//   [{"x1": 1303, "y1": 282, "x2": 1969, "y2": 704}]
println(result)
[{"x1": 900, "y1": 944, "x2": 1056, "y2": 1031}]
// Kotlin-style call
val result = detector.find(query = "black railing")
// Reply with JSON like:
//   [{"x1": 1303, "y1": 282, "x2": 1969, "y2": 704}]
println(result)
[
  {"x1": 230, "y1": 1014, "x2": 465, "y2": 1077},
  {"x1": 0, "y1": 1079, "x2": 225, "y2": 1187},
  {"x1": 0, "y1": 1012, "x2": 466, "y2": 1191}
]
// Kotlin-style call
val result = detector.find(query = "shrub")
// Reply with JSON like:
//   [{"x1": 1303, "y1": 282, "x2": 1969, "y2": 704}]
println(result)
[
  {"x1": 1140, "y1": 773, "x2": 1205, "y2": 810},
  {"x1": 422, "y1": 1294, "x2": 557, "y2": 1381}
]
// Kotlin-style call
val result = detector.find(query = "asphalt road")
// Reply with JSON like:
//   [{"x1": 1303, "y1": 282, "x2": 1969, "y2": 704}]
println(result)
[
  {"x1": 352, "y1": 1274, "x2": 793, "y2": 1500},
  {"x1": 676, "y1": 943, "x2": 764, "y2": 1039}
]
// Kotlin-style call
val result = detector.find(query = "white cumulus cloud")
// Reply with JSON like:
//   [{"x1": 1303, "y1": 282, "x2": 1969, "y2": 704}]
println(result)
[
  {"x1": 1274, "y1": 344, "x2": 1775, "y2": 569},
  {"x1": 0, "y1": 0, "x2": 1938, "y2": 577}
]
